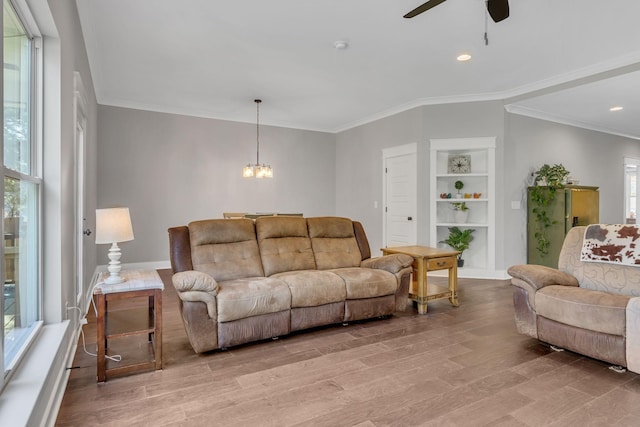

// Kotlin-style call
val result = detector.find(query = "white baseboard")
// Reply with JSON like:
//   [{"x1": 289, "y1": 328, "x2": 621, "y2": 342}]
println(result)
[{"x1": 427, "y1": 268, "x2": 510, "y2": 280}]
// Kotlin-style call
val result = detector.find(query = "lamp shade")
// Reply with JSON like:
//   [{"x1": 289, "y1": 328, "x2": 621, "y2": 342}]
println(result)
[{"x1": 95, "y1": 207, "x2": 134, "y2": 244}]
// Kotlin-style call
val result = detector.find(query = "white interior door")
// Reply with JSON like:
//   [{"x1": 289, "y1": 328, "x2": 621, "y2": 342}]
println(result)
[{"x1": 383, "y1": 144, "x2": 417, "y2": 247}]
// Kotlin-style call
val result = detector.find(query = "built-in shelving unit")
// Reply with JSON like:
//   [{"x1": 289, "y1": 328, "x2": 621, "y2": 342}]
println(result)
[{"x1": 430, "y1": 137, "x2": 496, "y2": 278}]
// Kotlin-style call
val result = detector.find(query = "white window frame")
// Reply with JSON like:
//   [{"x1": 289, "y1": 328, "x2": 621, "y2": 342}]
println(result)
[
  {"x1": 624, "y1": 157, "x2": 640, "y2": 224},
  {"x1": 1, "y1": 0, "x2": 43, "y2": 389}
]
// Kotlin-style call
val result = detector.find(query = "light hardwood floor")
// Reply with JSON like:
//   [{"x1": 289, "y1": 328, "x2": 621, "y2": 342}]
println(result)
[{"x1": 55, "y1": 270, "x2": 640, "y2": 426}]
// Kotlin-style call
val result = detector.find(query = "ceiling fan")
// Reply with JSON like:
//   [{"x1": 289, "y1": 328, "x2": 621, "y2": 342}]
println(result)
[{"x1": 404, "y1": 0, "x2": 509, "y2": 23}]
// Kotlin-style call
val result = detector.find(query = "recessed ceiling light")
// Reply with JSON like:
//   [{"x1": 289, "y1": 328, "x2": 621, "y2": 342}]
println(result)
[
  {"x1": 609, "y1": 106, "x2": 624, "y2": 112},
  {"x1": 457, "y1": 53, "x2": 472, "y2": 62}
]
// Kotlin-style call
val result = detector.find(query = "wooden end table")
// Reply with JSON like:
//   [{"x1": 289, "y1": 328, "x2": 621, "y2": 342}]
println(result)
[
  {"x1": 93, "y1": 269, "x2": 164, "y2": 382},
  {"x1": 381, "y1": 246, "x2": 460, "y2": 314}
]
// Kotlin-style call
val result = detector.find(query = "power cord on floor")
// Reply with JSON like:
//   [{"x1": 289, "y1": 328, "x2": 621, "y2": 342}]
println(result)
[{"x1": 67, "y1": 304, "x2": 122, "y2": 363}]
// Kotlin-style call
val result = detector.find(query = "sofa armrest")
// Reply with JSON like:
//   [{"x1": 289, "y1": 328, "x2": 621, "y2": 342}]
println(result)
[
  {"x1": 172, "y1": 271, "x2": 219, "y2": 318},
  {"x1": 627, "y1": 297, "x2": 640, "y2": 374},
  {"x1": 361, "y1": 254, "x2": 414, "y2": 274},
  {"x1": 508, "y1": 264, "x2": 579, "y2": 293}
]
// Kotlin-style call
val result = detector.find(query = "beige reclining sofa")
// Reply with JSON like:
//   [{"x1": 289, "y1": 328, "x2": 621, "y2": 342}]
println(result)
[
  {"x1": 508, "y1": 225, "x2": 640, "y2": 373},
  {"x1": 168, "y1": 216, "x2": 413, "y2": 353}
]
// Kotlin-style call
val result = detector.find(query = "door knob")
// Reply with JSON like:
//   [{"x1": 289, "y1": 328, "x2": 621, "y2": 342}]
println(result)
[
  {"x1": 408, "y1": 216, "x2": 413, "y2": 221},
  {"x1": 83, "y1": 228, "x2": 92, "y2": 236}
]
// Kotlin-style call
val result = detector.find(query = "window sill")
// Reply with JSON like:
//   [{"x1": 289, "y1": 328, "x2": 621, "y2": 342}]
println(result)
[{"x1": 0, "y1": 320, "x2": 72, "y2": 426}]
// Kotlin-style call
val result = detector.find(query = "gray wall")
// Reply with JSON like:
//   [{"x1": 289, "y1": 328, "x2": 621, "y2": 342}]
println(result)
[
  {"x1": 43, "y1": 0, "x2": 98, "y2": 321},
  {"x1": 336, "y1": 101, "x2": 505, "y2": 259},
  {"x1": 97, "y1": 106, "x2": 336, "y2": 263},
  {"x1": 336, "y1": 100, "x2": 640, "y2": 273},
  {"x1": 503, "y1": 113, "x2": 640, "y2": 268},
  {"x1": 335, "y1": 107, "x2": 423, "y2": 256},
  {"x1": 96, "y1": 100, "x2": 640, "y2": 274}
]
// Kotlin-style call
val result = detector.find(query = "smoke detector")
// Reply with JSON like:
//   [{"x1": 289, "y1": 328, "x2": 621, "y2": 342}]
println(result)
[{"x1": 334, "y1": 40, "x2": 349, "y2": 50}]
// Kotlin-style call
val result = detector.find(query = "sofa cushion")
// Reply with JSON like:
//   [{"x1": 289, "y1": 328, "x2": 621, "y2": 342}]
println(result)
[
  {"x1": 216, "y1": 277, "x2": 291, "y2": 322},
  {"x1": 189, "y1": 219, "x2": 264, "y2": 282},
  {"x1": 330, "y1": 267, "x2": 397, "y2": 299},
  {"x1": 536, "y1": 285, "x2": 630, "y2": 336},
  {"x1": 272, "y1": 270, "x2": 346, "y2": 308},
  {"x1": 256, "y1": 216, "x2": 316, "y2": 276},
  {"x1": 308, "y1": 217, "x2": 362, "y2": 269},
  {"x1": 559, "y1": 226, "x2": 640, "y2": 297}
]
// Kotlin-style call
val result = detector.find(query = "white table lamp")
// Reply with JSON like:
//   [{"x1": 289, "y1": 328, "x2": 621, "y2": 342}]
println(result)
[{"x1": 96, "y1": 207, "x2": 134, "y2": 284}]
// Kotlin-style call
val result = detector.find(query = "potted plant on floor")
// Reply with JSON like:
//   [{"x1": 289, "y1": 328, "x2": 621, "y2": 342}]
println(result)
[{"x1": 440, "y1": 226, "x2": 475, "y2": 267}]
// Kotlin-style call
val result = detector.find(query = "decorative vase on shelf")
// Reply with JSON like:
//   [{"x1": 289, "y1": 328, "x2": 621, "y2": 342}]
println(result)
[{"x1": 454, "y1": 210, "x2": 469, "y2": 224}]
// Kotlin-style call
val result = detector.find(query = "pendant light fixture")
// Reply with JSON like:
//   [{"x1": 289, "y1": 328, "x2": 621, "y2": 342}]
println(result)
[{"x1": 242, "y1": 99, "x2": 273, "y2": 178}]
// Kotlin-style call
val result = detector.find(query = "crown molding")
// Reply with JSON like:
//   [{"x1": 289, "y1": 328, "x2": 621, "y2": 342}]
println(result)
[
  {"x1": 98, "y1": 98, "x2": 330, "y2": 133},
  {"x1": 333, "y1": 52, "x2": 640, "y2": 134},
  {"x1": 505, "y1": 105, "x2": 640, "y2": 141},
  {"x1": 503, "y1": 51, "x2": 640, "y2": 104},
  {"x1": 330, "y1": 92, "x2": 505, "y2": 134},
  {"x1": 100, "y1": 52, "x2": 640, "y2": 136}
]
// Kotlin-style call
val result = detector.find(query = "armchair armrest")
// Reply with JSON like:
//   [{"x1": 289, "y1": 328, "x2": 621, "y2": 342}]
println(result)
[
  {"x1": 361, "y1": 254, "x2": 414, "y2": 274},
  {"x1": 172, "y1": 271, "x2": 219, "y2": 318},
  {"x1": 508, "y1": 264, "x2": 579, "y2": 292}
]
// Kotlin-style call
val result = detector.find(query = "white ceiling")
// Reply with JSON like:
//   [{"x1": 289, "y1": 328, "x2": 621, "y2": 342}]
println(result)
[{"x1": 76, "y1": 0, "x2": 640, "y2": 137}]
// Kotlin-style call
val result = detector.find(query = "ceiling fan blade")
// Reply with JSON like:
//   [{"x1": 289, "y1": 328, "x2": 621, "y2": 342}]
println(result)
[
  {"x1": 487, "y1": 0, "x2": 509, "y2": 22},
  {"x1": 403, "y1": 0, "x2": 448, "y2": 19}
]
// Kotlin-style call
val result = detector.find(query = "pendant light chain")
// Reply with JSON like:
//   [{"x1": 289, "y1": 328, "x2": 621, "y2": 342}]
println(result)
[
  {"x1": 255, "y1": 99, "x2": 261, "y2": 165},
  {"x1": 484, "y1": 2, "x2": 489, "y2": 45},
  {"x1": 242, "y1": 98, "x2": 272, "y2": 178}
]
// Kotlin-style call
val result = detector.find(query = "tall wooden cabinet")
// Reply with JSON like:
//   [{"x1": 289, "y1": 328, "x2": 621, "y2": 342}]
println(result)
[
  {"x1": 430, "y1": 137, "x2": 496, "y2": 278},
  {"x1": 527, "y1": 185, "x2": 599, "y2": 268}
]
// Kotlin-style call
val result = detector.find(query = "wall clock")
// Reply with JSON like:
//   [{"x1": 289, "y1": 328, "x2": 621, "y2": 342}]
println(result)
[{"x1": 448, "y1": 155, "x2": 471, "y2": 173}]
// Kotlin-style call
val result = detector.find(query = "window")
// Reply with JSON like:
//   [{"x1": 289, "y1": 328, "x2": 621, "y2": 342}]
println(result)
[
  {"x1": 2, "y1": 0, "x2": 42, "y2": 381},
  {"x1": 624, "y1": 157, "x2": 640, "y2": 224}
]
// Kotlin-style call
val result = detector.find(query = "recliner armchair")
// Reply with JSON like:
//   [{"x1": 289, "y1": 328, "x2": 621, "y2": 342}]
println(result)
[{"x1": 508, "y1": 225, "x2": 640, "y2": 373}]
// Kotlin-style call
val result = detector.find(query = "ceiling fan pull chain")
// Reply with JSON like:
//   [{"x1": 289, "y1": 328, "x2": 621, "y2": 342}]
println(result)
[{"x1": 484, "y1": 3, "x2": 489, "y2": 45}]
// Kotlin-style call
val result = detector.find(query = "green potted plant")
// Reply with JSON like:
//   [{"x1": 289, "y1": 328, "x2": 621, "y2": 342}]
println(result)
[
  {"x1": 454, "y1": 180, "x2": 464, "y2": 198},
  {"x1": 530, "y1": 164, "x2": 570, "y2": 256},
  {"x1": 440, "y1": 226, "x2": 475, "y2": 267},
  {"x1": 533, "y1": 164, "x2": 569, "y2": 187},
  {"x1": 450, "y1": 201, "x2": 469, "y2": 223}
]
